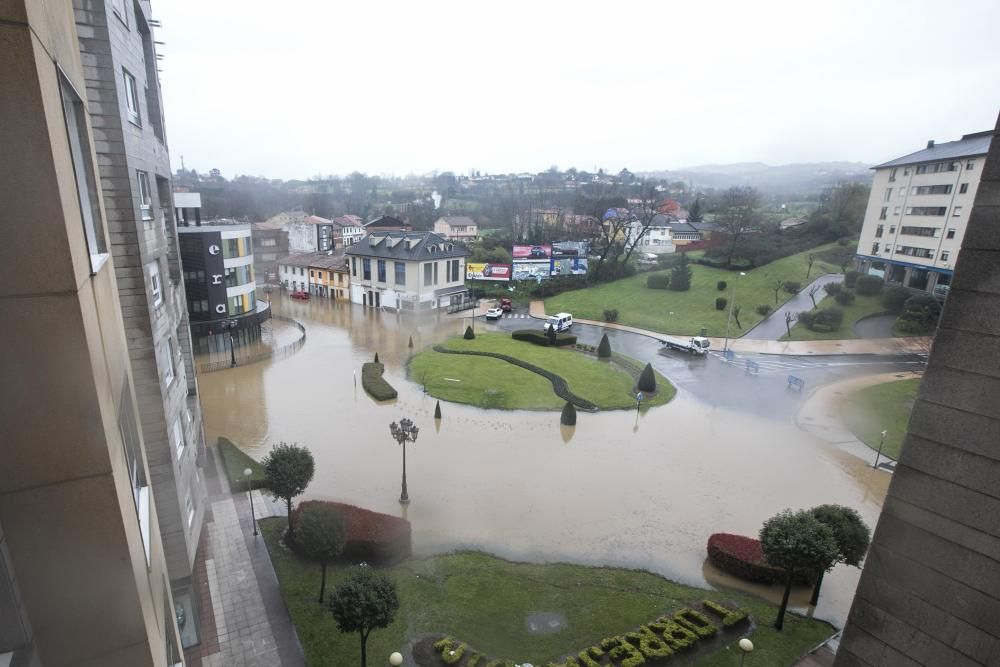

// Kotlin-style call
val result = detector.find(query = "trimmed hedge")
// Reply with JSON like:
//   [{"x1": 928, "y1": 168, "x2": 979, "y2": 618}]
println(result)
[
  {"x1": 361, "y1": 362, "x2": 398, "y2": 400},
  {"x1": 218, "y1": 437, "x2": 267, "y2": 492},
  {"x1": 511, "y1": 329, "x2": 577, "y2": 347},
  {"x1": 706, "y1": 533, "x2": 785, "y2": 584},
  {"x1": 755, "y1": 303, "x2": 773, "y2": 316},
  {"x1": 782, "y1": 280, "x2": 802, "y2": 294},
  {"x1": 881, "y1": 285, "x2": 912, "y2": 314},
  {"x1": 646, "y1": 273, "x2": 671, "y2": 289},
  {"x1": 561, "y1": 401, "x2": 577, "y2": 426},
  {"x1": 822, "y1": 282, "x2": 843, "y2": 296},
  {"x1": 638, "y1": 363, "x2": 656, "y2": 393},
  {"x1": 835, "y1": 290, "x2": 856, "y2": 306},
  {"x1": 603, "y1": 308, "x2": 619, "y2": 323},
  {"x1": 291, "y1": 500, "x2": 411, "y2": 565},
  {"x1": 464, "y1": 325, "x2": 475, "y2": 340},
  {"x1": 432, "y1": 345, "x2": 598, "y2": 410},
  {"x1": 717, "y1": 280, "x2": 727, "y2": 291},
  {"x1": 855, "y1": 274, "x2": 884, "y2": 296},
  {"x1": 844, "y1": 270, "x2": 861, "y2": 288}
]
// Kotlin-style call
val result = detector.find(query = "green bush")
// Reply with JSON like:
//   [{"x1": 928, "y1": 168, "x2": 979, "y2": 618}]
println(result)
[
  {"x1": 782, "y1": 280, "x2": 802, "y2": 294},
  {"x1": 896, "y1": 294, "x2": 942, "y2": 333},
  {"x1": 646, "y1": 273, "x2": 671, "y2": 289},
  {"x1": 823, "y1": 282, "x2": 843, "y2": 296},
  {"x1": 597, "y1": 333, "x2": 611, "y2": 358},
  {"x1": 511, "y1": 329, "x2": 577, "y2": 347},
  {"x1": 755, "y1": 304, "x2": 773, "y2": 316},
  {"x1": 715, "y1": 297, "x2": 727, "y2": 311},
  {"x1": 374, "y1": 352, "x2": 379, "y2": 363},
  {"x1": 855, "y1": 274, "x2": 884, "y2": 296},
  {"x1": 603, "y1": 308, "x2": 619, "y2": 323},
  {"x1": 835, "y1": 290, "x2": 856, "y2": 306},
  {"x1": 844, "y1": 270, "x2": 861, "y2": 288},
  {"x1": 717, "y1": 280, "x2": 727, "y2": 291},
  {"x1": 638, "y1": 363, "x2": 656, "y2": 393},
  {"x1": 361, "y1": 362, "x2": 398, "y2": 400},
  {"x1": 703, "y1": 600, "x2": 749, "y2": 628},
  {"x1": 809, "y1": 307, "x2": 844, "y2": 332},
  {"x1": 464, "y1": 325, "x2": 475, "y2": 340},
  {"x1": 881, "y1": 285, "x2": 912, "y2": 314},
  {"x1": 218, "y1": 437, "x2": 267, "y2": 492},
  {"x1": 561, "y1": 401, "x2": 577, "y2": 426}
]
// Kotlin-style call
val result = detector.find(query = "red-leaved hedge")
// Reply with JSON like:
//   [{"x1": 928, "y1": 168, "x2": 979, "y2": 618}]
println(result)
[
  {"x1": 706, "y1": 533, "x2": 786, "y2": 584},
  {"x1": 291, "y1": 501, "x2": 411, "y2": 565}
]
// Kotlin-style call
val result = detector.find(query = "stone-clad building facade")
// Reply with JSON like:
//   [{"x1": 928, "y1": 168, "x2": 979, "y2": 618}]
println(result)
[
  {"x1": 75, "y1": 0, "x2": 207, "y2": 634},
  {"x1": 836, "y1": 115, "x2": 1000, "y2": 665}
]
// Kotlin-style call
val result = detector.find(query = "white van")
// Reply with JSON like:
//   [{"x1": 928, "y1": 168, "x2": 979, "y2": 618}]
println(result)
[{"x1": 543, "y1": 313, "x2": 573, "y2": 333}]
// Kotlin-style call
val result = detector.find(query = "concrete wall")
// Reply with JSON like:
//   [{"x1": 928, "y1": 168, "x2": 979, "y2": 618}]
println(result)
[{"x1": 836, "y1": 117, "x2": 1000, "y2": 666}]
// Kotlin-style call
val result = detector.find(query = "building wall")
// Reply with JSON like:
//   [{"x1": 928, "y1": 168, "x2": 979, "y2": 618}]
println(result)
[
  {"x1": 836, "y1": 118, "x2": 1000, "y2": 666},
  {"x1": 287, "y1": 221, "x2": 318, "y2": 253},
  {"x1": 348, "y1": 255, "x2": 465, "y2": 309},
  {"x1": 75, "y1": 0, "x2": 206, "y2": 590},
  {"x1": 0, "y1": 1, "x2": 180, "y2": 662}
]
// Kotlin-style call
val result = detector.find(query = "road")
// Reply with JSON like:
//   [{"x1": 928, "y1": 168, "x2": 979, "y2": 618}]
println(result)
[{"x1": 742, "y1": 273, "x2": 844, "y2": 340}]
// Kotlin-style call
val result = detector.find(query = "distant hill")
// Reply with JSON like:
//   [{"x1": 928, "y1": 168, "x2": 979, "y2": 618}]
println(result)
[{"x1": 641, "y1": 162, "x2": 872, "y2": 194}]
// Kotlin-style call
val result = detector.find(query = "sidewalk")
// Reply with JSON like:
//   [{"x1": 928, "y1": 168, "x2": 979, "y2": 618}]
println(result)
[
  {"x1": 742, "y1": 273, "x2": 843, "y2": 340},
  {"x1": 184, "y1": 446, "x2": 305, "y2": 667},
  {"x1": 529, "y1": 301, "x2": 932, "y2": 356}
]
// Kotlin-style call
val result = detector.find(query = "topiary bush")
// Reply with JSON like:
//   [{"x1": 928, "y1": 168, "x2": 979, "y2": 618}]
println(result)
[
  {"x1": 511, "y1": 329, "x2": 577, "y2": 347},
  {"x1": 755, "y1": 304, "x2": 773, "y2": 316},
  {"x1": 844, "y1": 270, "x2": 861, "y2": 288},
  {"x1": 717, "y1": 280, "x2": 727, "y2": 291},
  {"x1": 603, "y1": 308, "x2": 619, "y2": 323},
  {"x1": 715, "y1": 297, "x2": 727, "y2": 311},
  {"x1": 706, "y1": 533, "x2": 785, "y2": 584},
  {"x1": 597, "y1": 333, "x2": 611, "y2": 358},
  {"x1": 782, "y1": 280, "x2": 802, "y2": 294},
  {"x1": 835, "y1": 290, "x2": 856, "y2": 306},
  {"x1": 855, "y1": 274, "x2": 884, "y2": 296},
  {"x1": 464, "y1": 325, "x2": 475, "y2": 340},
  {"x1": 291, "y1": 500, "x2": 412, "y2": 565},
  {"x1": 806, "y1": 307, "x2": 844, "y2": 332},
  {"x1": 646, "y1": 273, "x2": 671, "y2": 290},
  {"x1": 361, "y1": 362, "x2": 398, "y2": 400},
  {"x1": 896, "y1": 294, "x2": 942, "y2": 334},
  {"x1": 881, "y1": 285, "x2": 912, "y2": 314},
  {"x1": 561, "y1": 401, "x2": 577, "y2": 426},
  {"x1": 434, "y1": 400, "x2": 442, "y2": 419},
  {"x1": 638, "y1": 363, "x2": 656, "y2": 393},
  {"x1": 374, "y1": 352, "x2": 380, "y2": 363},
  {"x1": 823, "y1": 282, "x2": 843, "y2": 296}
]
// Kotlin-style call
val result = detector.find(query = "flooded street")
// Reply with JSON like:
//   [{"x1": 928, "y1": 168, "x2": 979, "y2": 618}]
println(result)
[{"x1": 198, "y1": 293, "x2": 889, "y2": 628}]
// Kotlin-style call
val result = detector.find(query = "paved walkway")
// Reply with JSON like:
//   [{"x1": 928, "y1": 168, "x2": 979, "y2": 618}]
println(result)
[
  {"x1": 184, "y1": 446, "x2": 305, "y2": 667},
  {"x1": 528, "y1": 301, "x2": 932, "y2": 356},
  {"x1": 743, "y1": 273, "x2": 843, "y2": 340}
]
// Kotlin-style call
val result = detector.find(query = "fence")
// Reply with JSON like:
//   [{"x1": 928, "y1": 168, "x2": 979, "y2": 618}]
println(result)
[{"x1": 197, "y1": 315, "x2": 306, "y2": 373}]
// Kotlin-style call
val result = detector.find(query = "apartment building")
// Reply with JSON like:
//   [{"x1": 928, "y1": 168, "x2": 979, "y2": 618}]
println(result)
[
  {"x1": 278, "y1": 251, "x2": 350, "y2": 298},
  {"x1": 251, "y1": 220, "x2": 289, "y2": 284},
  {"x1": 73, "y1": 0, "x2": 208, "y2": 637},
  {"x1": 1, "y1": 0, "x2": 183, "y2": 663},
  {"x1": 433, "y1": 215, "x2": 478, "y2": 241},
  {"x1": 855, "y1": 131, "x2": 992, "y2": 295}
]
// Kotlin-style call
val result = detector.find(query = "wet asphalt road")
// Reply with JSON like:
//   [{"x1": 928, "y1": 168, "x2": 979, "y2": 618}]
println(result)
[{"x1": 484, "y1": 308, "x2": 925, "y2": 421}]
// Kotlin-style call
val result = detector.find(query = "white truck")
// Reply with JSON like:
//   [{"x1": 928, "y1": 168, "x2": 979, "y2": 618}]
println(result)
[{"x1": 660, "y1": 335, "x2": 711, "y2": 355}]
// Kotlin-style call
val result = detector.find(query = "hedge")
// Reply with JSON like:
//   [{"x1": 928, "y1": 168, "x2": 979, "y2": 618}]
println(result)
[
  {"x1": 362, "y1": 362, "x2": 398, "y2": 400},
  {"x1": 597, "y1": 333, "x2": 612, "y2": 358},
  {"x1": 755, "y1": 304, "x2": 773, "y2": 316},
  {"x1": 881, "y1": 285, "x2": 912, "y2": 314},
  {"x1": 855, "y1": 274, "x2": 884, "y2": 296},
  {"x1": 511, "y1": 329, "x2": 577, "y2": 347},
  {"x1": 706, "y1": 533, "x2": 812, "y2": 585},
  {"x1": 844, "y1": 270, "x2": 861, "y2": 288},
  {"x1": 782, "y1": 280, "x2": 802, "y2": 294},
  {"x1": 291, "y1": 500, "x2": 412, "y2": 565},
  {"x1": 835, "y1": 290, "x2": 856, "y2": 306},
  {"x1": 647, "y1": 273, "x2": 671, "y2": 289},
  {"x1": 715, "y1": 297, "x2": 727, "y2": 311},
  {"x1": 218, "y1": 437, "x2": 267, "y2": 492},
  {"x1": 432, "y1": 345, "x2": 598, "y2": 410}
]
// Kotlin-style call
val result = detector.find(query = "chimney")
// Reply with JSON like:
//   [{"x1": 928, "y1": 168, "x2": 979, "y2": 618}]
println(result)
[{"x1": 927, "y1": 140, "x2": 935, "y2": 149}]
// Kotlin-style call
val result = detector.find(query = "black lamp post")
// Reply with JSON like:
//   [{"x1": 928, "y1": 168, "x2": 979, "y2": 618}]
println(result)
[
  {"x1": 219, "y1": 319, "x2": 238, "y2": 367},
  {"x1": 389, "y1": 418, "x2": 419, "y2": 504},
  {"x1": 243, "y1": 467, "x2": 257, "y2": 536}
]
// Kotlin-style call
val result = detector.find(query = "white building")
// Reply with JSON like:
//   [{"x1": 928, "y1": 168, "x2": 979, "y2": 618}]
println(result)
[
  {"x1": 433, "y1": 215, "x2": 478, "y2": 241},
  {"x1": 344, "y1": 232, "x2": 470, "y2": 311},
  {"x1": 855, "y1": 131, "x2": 991, "y2": 295},
  {"x1": 626, "y1": 214, "x2": 675, "y2": 254}
]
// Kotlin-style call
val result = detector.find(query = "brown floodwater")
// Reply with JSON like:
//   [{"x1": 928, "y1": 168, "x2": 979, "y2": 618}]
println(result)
[{"x1": 197, "y1": 293, "x2": 889, "y2": 628}]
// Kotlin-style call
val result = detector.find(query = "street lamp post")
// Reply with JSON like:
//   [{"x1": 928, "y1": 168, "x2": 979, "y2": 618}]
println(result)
[
  {"x1": 723, "y1": 272, "x2": 747, "y2": 354},
  {"x1": 389, "y1": 419, "x2": 419, "y2": 504},
  {"x1": 219, "y1": 319, "x2": 238, "y2": 367},
  {"x1": 635, "y1": 391, "x2": 644, "y2": 414},
  {"x1": 738, "y1": 638, "x2": 754, "y2": 667},
  {"x1": 873, "y1": 429, "x2": 888, "y2": 469},
  {"x1": 243, "y1": 467, "x2": 258, "y2": 537}
]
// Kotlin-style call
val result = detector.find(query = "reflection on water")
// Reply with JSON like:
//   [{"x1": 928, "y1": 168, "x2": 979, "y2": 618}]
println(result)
[{"x1": 197, "y1": 293, "x2": 887, "y2": 628}]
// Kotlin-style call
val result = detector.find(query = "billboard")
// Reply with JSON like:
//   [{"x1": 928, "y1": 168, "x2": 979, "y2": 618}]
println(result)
[
  {"x1": 513, "y1": 244, "x2": 552, "y2": 259},
  {"x1": 551, "y1": 256, "x2": 588, "y2": 277},
  {"x1": 512, "y1": 261, "x2": 551, "y2": 281},
  {"x1": 466, "y1": 262, "x2": 512, "y2": 281}
]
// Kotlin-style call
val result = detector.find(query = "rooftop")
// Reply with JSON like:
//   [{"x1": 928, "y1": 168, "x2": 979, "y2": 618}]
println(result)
[
  {"x1": 875, "y1": 131, "x2": 992, "y2": 169},
  {"x1": 436, "y1": 215, "x2": 476, "y2": 227},
  {"x1": 280, "y1": 251, "x2": 348, "y2": 270},
  {"x1": 345, "y1": 231, "x2": 470, "y2": 261}
]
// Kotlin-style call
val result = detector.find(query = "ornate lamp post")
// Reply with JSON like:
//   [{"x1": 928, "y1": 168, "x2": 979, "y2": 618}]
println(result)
[
  {"x1": 738, "y1": 638, "x2": 754, "y2": 666},
  {"x1": 390, "y1": 419, "x2": 419, "y2": 504}
]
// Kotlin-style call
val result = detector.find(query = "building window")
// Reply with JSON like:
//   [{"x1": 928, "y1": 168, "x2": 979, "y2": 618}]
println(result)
[
  {"x1": 377, "y1": 259, "x2": 386, "y2": 282},
  {"x1": 309, "y1": 270, "x2": 315, "y2": 278},
  {"x1": 137, "y1": 170, "x2": 153, "y2": 220},
  {"x1": 362, "y1": 258, "x2": 371, "y2": 280},
  {"x1": 953, "y1": 206, "x2": 963, "y2": 217},
  {"x1": 905, "y1": 207, "x2": 947, "y2": 216},
  {"x1": 450, "y1": 259, "x2": 460, "y2": 282},
  {"x1": 910, "y1": 184, "x2": 953, "y2": 195},
  {"x1": 967, "y1": 160, "x2": 975, "y2": 170},
  {"x1": 884, "y1": 188, "x2": 892, "y2": 202},
  {"x1": 59, "y1": 72, "x2": 107, "y2": 274},
  {"x1": 352, "y1": 257, "x2": 357, "y2": 276},
  {"x1": 889, "y1": 226, "x2": 896, "y2": 235},
  {"x1": 947, "y1": 228, "x2": 956, "y2": 239},
  {"x1": 424, "y1": 262, "x2": 433, "y2": 286},
  {"x1": 875, "y1": 225, "x2": 883, "y2": 238},
  {"x1": 903, "y1": 167, "x2": 910, "y2": 176},
  {"x1": 900, "y1": 226, "x2": 937, "y2": 237},
  {"x1": 173, "y1": 418, "x2": 185, "y2": 457},
  {"x1": 888, "y1": 168, "x2": 897, "y2": 182},
  {"x1": 111, "y1": 0, "x2": 127, "y2": 25},
  {"x1": 395, "y1": 261, "x2": 406, "y2": 285},
  {"x1": 118, "y1": 388, "x2": 150, "y2": 565},
  {"x1": 123, "y1": 68, "x2": 141, "y2": 125},
  {"x1": 434, "y1": 262, "x2": 439, "y2": 285},
  {"x1": 149, "y1": 262, "x2": 162, "y2": 306},
  {"x1": 879, "y1": 207, "x2": 887, "y2": 220},
  {"x1": 959, "y1": 183, "x2": 969, "y2": 194},
  {"x1": 893, "y1": 207, "x2": 901, "y2": 215},
  {"x1": 941, "y1": 251, "x2": 950, "y2": 261},
  {"x1": 261, "y1": 238, "x2": 276, "y2": 246},
  {"x1": 871, "y1": 242, "x2": 879, "y2": 254},
  {"x1": 915, "y1": 161, "x2": 958, "y2": 175},
  {"x1": 185, "y1": 491, "x2": 195, "y2": 528}
]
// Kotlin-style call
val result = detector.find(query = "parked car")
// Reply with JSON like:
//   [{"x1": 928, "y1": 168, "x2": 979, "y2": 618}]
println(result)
[
  {"x1": 543, "y1": 312, "x2": 573, "y2": 333},
  {"x1": 290, "y1": 291, "x2": 310, "y2": 300},
  {"x1": 485, "y1": 307, "x2": 504, "y2": 320}
]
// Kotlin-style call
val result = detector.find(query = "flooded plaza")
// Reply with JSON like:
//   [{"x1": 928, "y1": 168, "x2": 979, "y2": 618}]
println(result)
[{"x1": 197, "y1": 292, "x2": 890, "y2": 629}]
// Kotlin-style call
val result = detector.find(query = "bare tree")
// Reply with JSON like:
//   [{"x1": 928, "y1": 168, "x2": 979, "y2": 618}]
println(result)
[
  {"x1": 806, "y1": 253, "x2": 817, "y2": 280},
  {"x1": 619, "y1": 180, "x2": 660, "y2": 266},
  {"x1": 785, "y1": 311, "x2": 795, "y2": 337},
  {"x1": 715, "y1": 187, "x2": 760, "y2": 266},
  {"x1": 773, "y1": 279, "x2": 784, "y2": 305},
  {"x1": 808, "y1": 284, "x2": 822, "y2": 308}
]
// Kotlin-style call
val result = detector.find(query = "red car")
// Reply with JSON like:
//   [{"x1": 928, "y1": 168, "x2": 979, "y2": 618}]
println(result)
[
  {"x1": 290, "y1": 291, "x2": 310, "y2": 300},
  {"x1": 500, "y1": 297, "x2": 512, "y2": 312}
]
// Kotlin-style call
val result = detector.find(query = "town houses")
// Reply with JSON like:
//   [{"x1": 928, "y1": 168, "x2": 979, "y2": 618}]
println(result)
[{"x1": 278, "y1": 251, "x2": 350, "y2": 299}]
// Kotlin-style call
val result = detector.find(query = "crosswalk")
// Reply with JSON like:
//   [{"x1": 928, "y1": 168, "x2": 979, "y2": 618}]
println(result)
[
  {"x1": 709, "y1": 350, "x2": 925, "y2": 375},
  {"x1": 485, "y1": 313, "x2": 532, "y2": 319}
]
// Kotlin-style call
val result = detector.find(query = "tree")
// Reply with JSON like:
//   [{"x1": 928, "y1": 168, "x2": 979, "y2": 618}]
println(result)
[
  {"x1": 597, "y1": 333, "x2": 611, "y2": 358},
  {"x1": 688, "y1": 198, "x2": 703, "y2": 223},
  {"x1": 805, "y1": 253, "x2": 816, "y2": 280},
  {"x1": 897, "y1": 294, "x2": 942, "y2": 334},
  {"x1": 668, "y1": 253, "x2": 693, "y2": 291},
  {"x1": 560, "y1": 401, "x2": 577, "y2": 426},
  {"x1": 760, "y1": 510, "x2": 838, "y2": 630},
  {"x1": 808, "y1": 505, "x2": 871, "y2": 605},
  {"x1": 784, "y1": 311, "x2": 795, "y2": 337},
  {"x1": 715, "y1": 187, "x2": 760, "y2": 266},
  {"x1": 263, "y1": 442, "x2": 315, "y2": 536},
  {"x1": 808, "y1": 284, "x2": 822, "y2": 309},
  {"x1": 732, "y1": 305, "x2": 743, "y2": 330},
  {"x1": 773, "y1": 279, "x2": 783, "y2": 304},
  {"x1": 329, "y1": 566, "x2": 400, "y2": 667},
  {"x1": 295, "y1": 504, "x2": 346, "y2": 603},
  {"x1": 638, "y1": 363, "x2": 657, "y2": 392}
]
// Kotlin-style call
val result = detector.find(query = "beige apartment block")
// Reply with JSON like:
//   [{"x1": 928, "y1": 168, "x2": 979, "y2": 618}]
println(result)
[{"x1": 0, "y1": 1, "x2": 183, "y2": 664}]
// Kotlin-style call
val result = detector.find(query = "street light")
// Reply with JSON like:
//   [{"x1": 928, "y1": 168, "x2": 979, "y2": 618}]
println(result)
[
  {"x1": 873, "y1": 429, "x2": 888, "y2": 469},
  {"x1": 635, "y1": 391, "x2": 644, "y2": 414},
  {"x1": 389, "y1": 652, "x2": 403, "y2": 666},
  {"x1": 243, "y1": 467, "x2": 258, "y2": 537},
  {"x1": 219, "y1": 318, "x2": 238, "y2": 367},
  {"x1": 738, "y1": 638, "x2": 754, "y2": 667},
  {"x1": 723, "y1": 272, "x2": 747, "y2": 354},
  {"x1": 389, "y1": 418, "x2": 419, "y2": 504}
]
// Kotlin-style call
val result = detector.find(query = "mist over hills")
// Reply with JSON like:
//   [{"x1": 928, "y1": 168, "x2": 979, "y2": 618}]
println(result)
[{"x1": 640, "y1": 161, "x2": 872, "y2": 194}]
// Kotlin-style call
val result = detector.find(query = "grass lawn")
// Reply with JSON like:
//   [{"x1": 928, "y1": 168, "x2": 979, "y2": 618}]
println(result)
[
  {"x1": 545, "y1": 244, "x2": 843, "y2": 336},
  {"x1": 217, "y1": 436, "x2": 266, "y2": 491},
  {"x1": 262, "y1": 520, "x2": 834, "y2": 666},
  {"x1": 841, "y1": 378, "x2": 920, "y2": 460},
  {"x1": 408, "y1": 333, "x2": 675, "y2": 410},
  {"x1": 781, "y1": 293, "x2": 887, "y2": 341}
]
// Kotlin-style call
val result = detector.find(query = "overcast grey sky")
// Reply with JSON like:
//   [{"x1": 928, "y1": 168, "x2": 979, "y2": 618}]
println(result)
[{"x1": 155, "y1": 0, "x2": 1000, "y2": 180}]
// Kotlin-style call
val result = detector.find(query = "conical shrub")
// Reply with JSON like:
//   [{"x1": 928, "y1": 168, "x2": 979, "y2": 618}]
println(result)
[
  {"x1": 464, "y1": 326, "x2": 475, "y2": 340},
  {"x1": 560, "y1": 401, "x2": 577, "y2": 426},
  {"x1": 597, "y1": 333, "x2": 611, "y2": 358},
  {"x1": 408, "y1": 335, "x2": 414, "y2": 348},
  {"x1": 374, "y1": 352, "x2": 380, "y2": 363},
  {"x1": 638, "y1": 363, "x2": 657, "y2": 392},
  {"x1": 434, "y1": 400, "x2": 442, "y2": 419}
]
